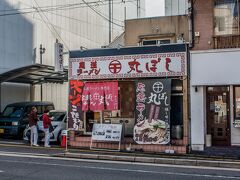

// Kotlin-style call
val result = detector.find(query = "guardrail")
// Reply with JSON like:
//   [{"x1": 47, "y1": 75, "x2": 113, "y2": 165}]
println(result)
[{"x1": 213, "y1": 35, "x2": 240, "y2": 49}]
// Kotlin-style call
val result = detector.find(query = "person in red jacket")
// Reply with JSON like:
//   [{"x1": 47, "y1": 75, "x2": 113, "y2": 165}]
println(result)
[
  {"x1": 42, "y1": 109, "x2": 52, "y2": 147},
  {"x1": 28, "y1": 106, "x2": 39, "y2": 146}
]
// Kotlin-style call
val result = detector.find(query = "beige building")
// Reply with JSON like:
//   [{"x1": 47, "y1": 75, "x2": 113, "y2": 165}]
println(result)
[{"x1": 125, "y1": 15, "x2": 189, "y2": 46}]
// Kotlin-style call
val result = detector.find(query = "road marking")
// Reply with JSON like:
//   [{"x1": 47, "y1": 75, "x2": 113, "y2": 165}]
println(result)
[
  {"x1": 0, "y1": 159, "x2": 239, "y2": 179},
  {"x1": 0, "y1": 141, "x2": 25, "y2": 145},
  {"x1": 0, "y1": 151, "x2": 240, "y2": 173},
  {"x1": 0, "y1": 143, "x2": 62, "y2": 151}
]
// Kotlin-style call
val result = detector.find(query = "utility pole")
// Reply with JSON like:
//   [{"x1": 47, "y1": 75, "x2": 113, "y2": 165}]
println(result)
[
  {"x1": 109, "y1": 0, "x2": 112, "y2": 43},
  {"x1": 39, "y1": 44, "x2": 46, "y2": 102},
  {"x1": 137, "y1": 0, "x2": 140, "y2": 18}
]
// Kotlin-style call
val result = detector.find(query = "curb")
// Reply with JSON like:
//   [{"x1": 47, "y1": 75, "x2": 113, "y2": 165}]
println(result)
[{"x1": 60, "y1": 152, "x2": 240, "y2": 169}]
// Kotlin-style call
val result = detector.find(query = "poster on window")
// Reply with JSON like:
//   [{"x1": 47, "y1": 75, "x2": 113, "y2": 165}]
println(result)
[
  {"x1": 134, "y1": 79, "x2": 171, "y2": 144},
  {"x1": 68, "y1": 80, "x2": 84, "y2": 130}
]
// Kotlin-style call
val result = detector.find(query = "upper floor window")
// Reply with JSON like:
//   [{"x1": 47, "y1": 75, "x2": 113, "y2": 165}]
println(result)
[
  {"x1": 214, "y1": 0, "x2": 240, "y2": 35},
  {"x1": 141, "y1": 39, "x2": 171, "y2": 46}
]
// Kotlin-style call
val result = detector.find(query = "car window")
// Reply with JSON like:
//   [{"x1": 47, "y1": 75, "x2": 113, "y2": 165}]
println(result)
[
  {"x1": 22, "y1": 104, "x2": 54, "y2": 117},
  {"x1": 46, "y1": 105, "x2": 54, "y2": 111},
  {"x1": 35, "y1": 106, "x2": 43, "y2": 115},
  {"x1": 2, "y1": 106, "x2": 24, "y2": 118},
  {"x1": 49, "y1": 112, "x2": 66, "y2": 122}
]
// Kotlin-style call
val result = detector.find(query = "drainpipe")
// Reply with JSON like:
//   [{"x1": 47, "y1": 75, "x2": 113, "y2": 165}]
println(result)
[{"x1": 188, "y1": 0, "x2": 194, "y2": 48}]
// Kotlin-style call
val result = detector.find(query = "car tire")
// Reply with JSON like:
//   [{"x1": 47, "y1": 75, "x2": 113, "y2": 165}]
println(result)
[{"x1": 17, "y1": 130, "x2": 24, "y2": 140}]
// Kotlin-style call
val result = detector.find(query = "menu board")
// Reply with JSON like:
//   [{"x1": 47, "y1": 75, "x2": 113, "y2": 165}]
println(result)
[{"x1": 92, "y1": 124, "x2": 122, "y2": 142}]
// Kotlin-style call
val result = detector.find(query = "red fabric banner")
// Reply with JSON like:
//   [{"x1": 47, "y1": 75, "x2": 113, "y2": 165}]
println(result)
[
  {"x1": 82, "y1": 82, "x2": 89, "y2": 111},
  {"x1": 104, "y1": 82, "x2": 118, "y2": 110},
  {"x1": 81, "y1": 81, "x2": 118, "y2": 111},
  {"x1": 89, "y1": 82, "x2": 105, "y2": 111}
]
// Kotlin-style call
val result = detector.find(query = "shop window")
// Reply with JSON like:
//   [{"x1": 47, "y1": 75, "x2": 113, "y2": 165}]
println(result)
[
  {"x1": 214, "y1": 0, "x2": 240, "y2": 35},
  {"x1": 84, "y1": 111, "x2": 102, "y2": 134},
  {"x1": 170, "y1": 80, "x2": 183, "y2": 139},
  {"x1": 170, "y1": 96, "x2": 183, "y2": 126},
  {"x1": 119, "y1": 81, "x2": 135, "y2": 118},
  {"x1": 234, "y1": 86, "x2": 240, "y2": 120}
]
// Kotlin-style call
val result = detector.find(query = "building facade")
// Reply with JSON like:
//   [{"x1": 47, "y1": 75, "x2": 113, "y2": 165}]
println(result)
[
  {"x1": 190, "y1": 0, "x2": 240, "y2": 151},
  {"x1": 68, "y1": 15, "x2": 190, "y2": 154},
  {"x1": 0, "y1": 0, "x2": 145, "y2": 111},
  {"x1": 165, "y1": 0, "x2": 188, "y2": 16}
]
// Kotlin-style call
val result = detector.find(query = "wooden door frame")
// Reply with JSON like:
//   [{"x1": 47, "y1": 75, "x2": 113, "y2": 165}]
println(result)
[{"x1": 206, "y1": 86, "x2": 231, "y2": 146}]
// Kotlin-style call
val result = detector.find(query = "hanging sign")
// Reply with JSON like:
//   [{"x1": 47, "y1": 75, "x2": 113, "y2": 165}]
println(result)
[
  {"x1": 69, "y1": 52, "x2": 186, "y2": 80},
  {"x1": 134, "y1": 79, "x2": 171, "y2": 144},
  {"x1": 54, "y1": 42, "x2": 64, "y2": 72}
]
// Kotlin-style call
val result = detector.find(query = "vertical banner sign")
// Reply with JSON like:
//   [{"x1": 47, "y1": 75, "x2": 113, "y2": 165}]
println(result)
[
  {"x1": 68, "y1": 80, "x2": 84, "y2": 130},
  {"x1": 134, "y1": 79, "x2": 171, "y2": 144},
  {"x1": 54, "y1": 42, "x2": 64, "y2": 72}
]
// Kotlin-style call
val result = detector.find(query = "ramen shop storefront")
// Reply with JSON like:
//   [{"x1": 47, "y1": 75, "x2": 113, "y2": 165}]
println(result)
[{"x1": 68, "y1": 44, "x2": 189, "y2": 154}]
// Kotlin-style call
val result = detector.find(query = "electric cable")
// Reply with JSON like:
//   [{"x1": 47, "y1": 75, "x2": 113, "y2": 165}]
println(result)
[{"x1": 33, "y1": 0, "x2": 70, "y2": 51}]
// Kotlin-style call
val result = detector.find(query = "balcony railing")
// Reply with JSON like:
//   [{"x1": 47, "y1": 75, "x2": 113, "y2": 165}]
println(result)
[{"x1": 213, "y1": 35, "x2": 240, "y2": 49}]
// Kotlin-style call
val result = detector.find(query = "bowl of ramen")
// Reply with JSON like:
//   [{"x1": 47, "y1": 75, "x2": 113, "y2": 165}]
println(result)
[{"x1": 134, "y1": 118, "x2": 169, "y2": 144}]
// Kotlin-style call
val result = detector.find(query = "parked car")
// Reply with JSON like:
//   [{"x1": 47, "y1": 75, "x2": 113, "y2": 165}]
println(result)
[
  {"x1": 23, "y1": 110, "x2": 67, "y2": 144},
  {"x1": 0, "y1": 101, "x2": 54, "y2": 138}
]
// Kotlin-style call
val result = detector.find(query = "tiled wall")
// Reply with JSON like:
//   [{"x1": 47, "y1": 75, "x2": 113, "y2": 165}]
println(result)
[{"x1": 69, "y1": 132, "x2": 187, "y2": 154}]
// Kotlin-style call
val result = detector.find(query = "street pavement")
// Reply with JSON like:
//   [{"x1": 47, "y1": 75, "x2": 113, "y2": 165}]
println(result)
[
  {"x1": 0, "y1": 152, "x2": 240, "y2": 180},
  {"x1": 0, "y1": 138, "x2": 240, "y2": 179}
]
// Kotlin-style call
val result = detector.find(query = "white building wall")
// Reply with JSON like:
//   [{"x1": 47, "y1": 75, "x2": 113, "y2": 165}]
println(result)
[
  {"x1": 1, "y1": 83, "x2": 30, "y2": 111},
  {"x1": 190, "y1": 49, "x2": 240, "y2": 149},
  {"x1": 0, "y1": 0, "x2": 33, "y2": 111},
  {"x1": 0, "y1": 0, "x2": 144, "y2": 111},
  {"x1": 165, "y1": 0, "x2": 188, "y2": 16},
  {"x1": 190, "y1": 86, "x2": 205, "y2": 151}
]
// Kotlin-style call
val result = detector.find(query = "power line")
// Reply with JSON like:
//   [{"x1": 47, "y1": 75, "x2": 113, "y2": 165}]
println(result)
[
  {"x1": 0, "y1": 1, "x2": 102, "y2": 13},
  {"x1": 82, "y1": 0, "x2": 124, "y2": 27},
  {"x1": 0, "y1": 0, "x2": 139, "y2": 13},
  {"x1": 0, "y1": 0, "x2": 144, "y2": 24},
  {"x1": 33, "y1": 0, "x2": 70, "y2": 51}
]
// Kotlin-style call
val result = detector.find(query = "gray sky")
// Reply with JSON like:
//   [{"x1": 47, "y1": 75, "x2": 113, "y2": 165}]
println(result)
[{"x1": 145, "y1": 0, "x2": 165, "y2": 17}]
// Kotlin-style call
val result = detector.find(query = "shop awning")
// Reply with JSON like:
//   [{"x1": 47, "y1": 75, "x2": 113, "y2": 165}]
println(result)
[{"x1": 0, "y1": 64, "x2": 68, "y2": 85}]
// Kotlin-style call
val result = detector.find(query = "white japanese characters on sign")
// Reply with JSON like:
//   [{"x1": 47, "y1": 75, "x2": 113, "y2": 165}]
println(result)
[{"x1": 69, "y1": 52, "x2": 186, "y2": 80}]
